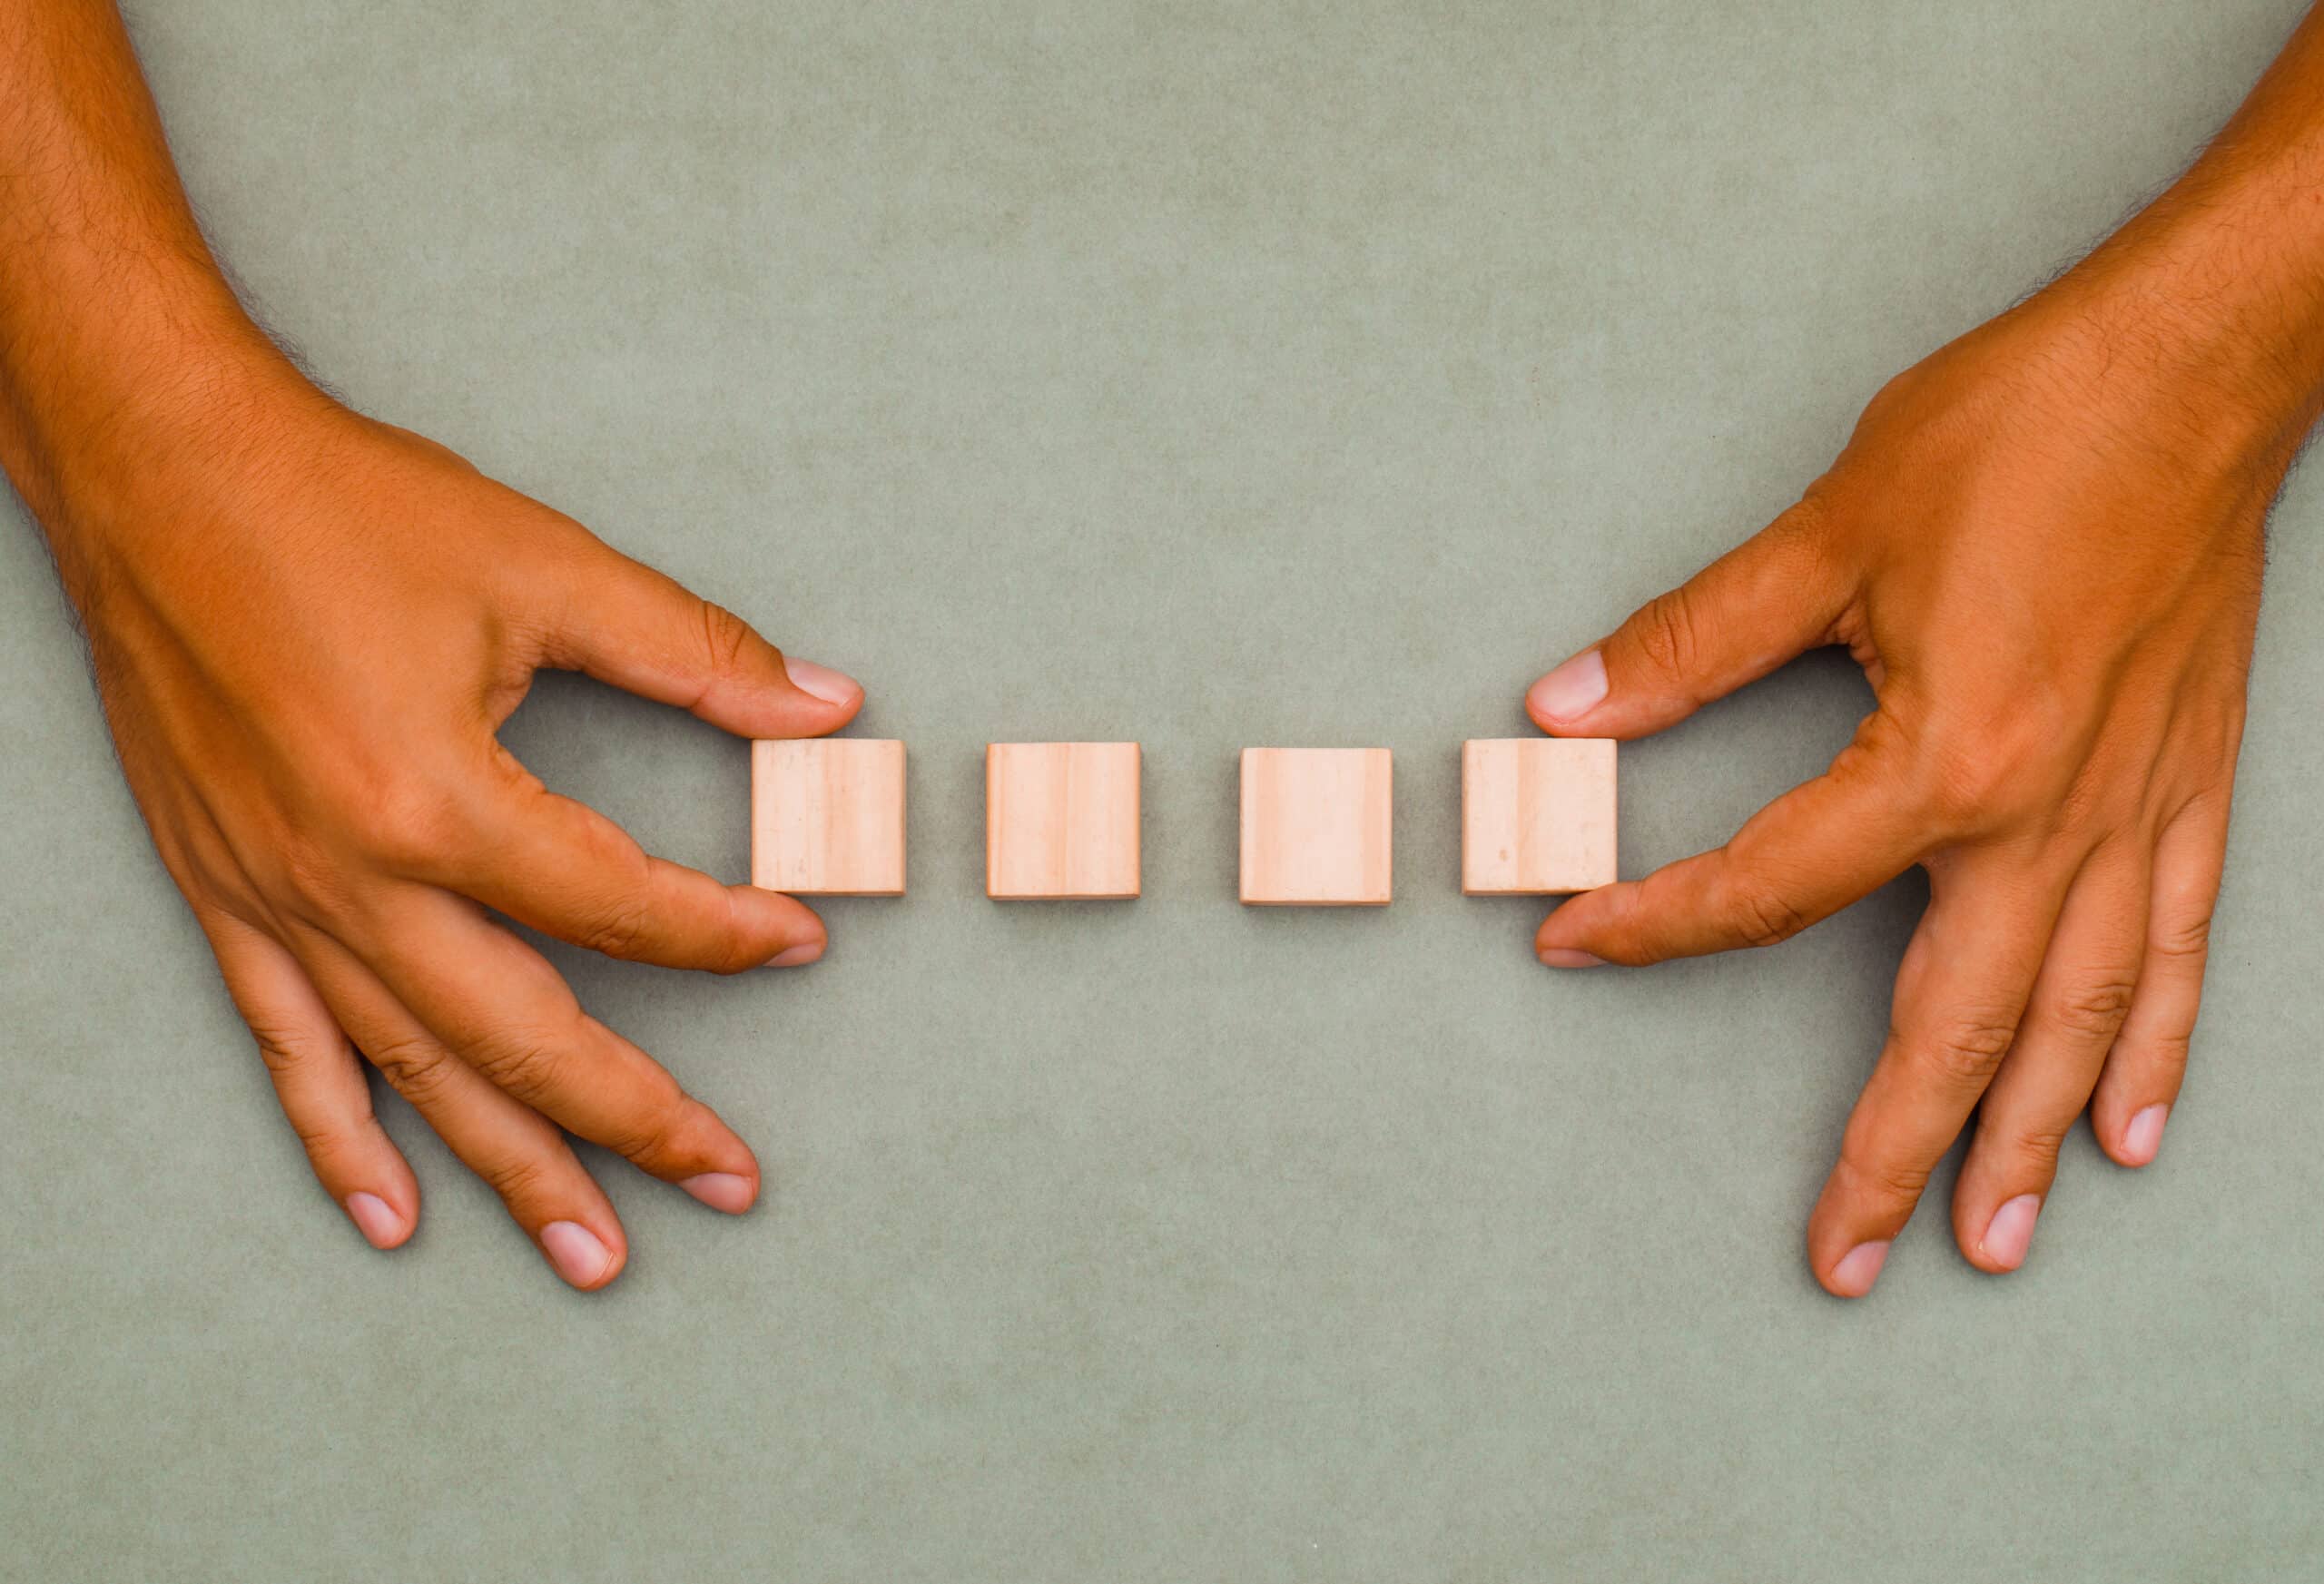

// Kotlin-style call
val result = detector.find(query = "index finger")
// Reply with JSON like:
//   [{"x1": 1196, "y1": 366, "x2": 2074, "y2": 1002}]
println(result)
[
  {"x1": 403, "y1": 760, "x2": 828, "y2": 974},
  {"x1": 1537, "y1": 711, "x2": 1928, "y2": 967},
  {"x1": 522, "y1": 520, "x2": 863, "y2": 742}
]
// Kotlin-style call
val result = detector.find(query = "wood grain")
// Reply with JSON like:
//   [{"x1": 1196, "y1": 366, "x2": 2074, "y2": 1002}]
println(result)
[
  {"x1": 1461, "y1": 738, "x2": 1616, "y2": 895},
  {"x1": 751, "y1": 738, "x2": 907, "y2": 896},
  {"x1": 1238, "y1": 747, "x2": 1393, "y2": 906},
  {"x1": 986, "y1": 743, "x2": 1141, "y2": 900}
]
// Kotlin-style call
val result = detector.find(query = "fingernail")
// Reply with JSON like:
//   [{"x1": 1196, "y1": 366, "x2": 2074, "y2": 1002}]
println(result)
[
  {"x1": 1828, "y1": 1240, "x2": 1890, "y2": 1297},
  {"x1": 344, "y1": 1191, "x2": 405, "y2": 1249},
  {"x1": 2122, "y1": 1104, "x2": 2169, "y2": 1166},
  {"x1": 1539, "y1": 948, "x2": 1607, "y2": 969},
  {"x1": 768, "y1": 940, "x2": 823, "y2": 968},
  {"x1": 680, "y1": 1172, "x2": 756, "y2": 1214},
  {"x1": 1528, "y1": 649, "x2": 1610, "y2": 724},
  {"x1": 783, "y1": 658, "x2": 862, "y2": 707},
  {"x1": 540, "y1": 1220, "x2": 615, "y2": 1287},
  {"x1": 1980, "y1": 1194, "x2": 2042, "y2": 1271}
]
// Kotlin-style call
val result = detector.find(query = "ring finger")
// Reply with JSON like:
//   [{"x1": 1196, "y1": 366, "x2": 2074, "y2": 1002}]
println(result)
[{"x1": 2092, "y1": 790, "x2": 2232, "y2": 1166}]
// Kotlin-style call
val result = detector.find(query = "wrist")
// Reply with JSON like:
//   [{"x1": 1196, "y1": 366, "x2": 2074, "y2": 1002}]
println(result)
[
  {"x1": 2048, "y1": 157, "x2": 2324, "y2": 477},
  {"x1": 3, "y1": 274, "x2": 331, "y2": 596},
  {"x1": 0, "y1": 229, "x2": 267, "y2": 477}
]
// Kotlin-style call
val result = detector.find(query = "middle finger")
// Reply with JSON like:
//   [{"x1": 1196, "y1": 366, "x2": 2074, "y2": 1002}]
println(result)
[
  {"x1": 1949, "y1": 838, "x2": 2150, "y2": 1273},
  {"x1": 350, "y1": 885, "x2": 762, "y2": 1214}
]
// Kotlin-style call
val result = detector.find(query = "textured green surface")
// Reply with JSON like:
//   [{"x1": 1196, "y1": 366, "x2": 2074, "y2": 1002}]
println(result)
[{"x1": 5, "y1": 2, "x2": 2322, "y2": 1578}]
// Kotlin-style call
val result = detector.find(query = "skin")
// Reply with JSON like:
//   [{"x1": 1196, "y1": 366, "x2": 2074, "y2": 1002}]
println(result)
[
  {"x1": 1529, "y1": 10, "x2": 2324, "y2": 1294},
  {"x1": 2, "y1": 0, "x2": 862, "y2": 1288},
  {"x1": 2, "y1": 3, "x2": 2318, "y2": 1296}
]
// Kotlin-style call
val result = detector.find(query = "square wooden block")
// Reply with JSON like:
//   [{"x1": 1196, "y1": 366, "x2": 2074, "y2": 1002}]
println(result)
[
  {"x1": 1239, "y1": 747, "x2": 1393, "y2": 906},
  {"x1": 986, "y1": 743, "x2": 1141, "y2": 900},
  {"x1": 1462, "y1": 738, "x2": 1616, "y2": 895},
  {"x1": 751, "y1": 738, "x2": 906, "y2": 896}
]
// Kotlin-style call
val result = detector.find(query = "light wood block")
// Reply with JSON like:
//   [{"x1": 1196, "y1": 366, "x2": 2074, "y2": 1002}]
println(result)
[
  {"x1": 1462, "y1": 738, "x2": 1616, "y2": 895},
  {"x1": 751, "y1": 738, "x2": 906, "y2": 896},
  {"x1": 1239, "y1": 747, "x2": 1393, "y2": 906},
  {"x1": 986, "y1": 743, "x2": 1141, "y2": 900}
]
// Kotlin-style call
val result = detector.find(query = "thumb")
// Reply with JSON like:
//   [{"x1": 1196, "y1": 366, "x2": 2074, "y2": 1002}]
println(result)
[
  {"x1": 1527, "y1": 501, "x2": 1853, "y2": 741},
  {"x1": 542, "y1": 537, "x2": 863, "y2": 740}
]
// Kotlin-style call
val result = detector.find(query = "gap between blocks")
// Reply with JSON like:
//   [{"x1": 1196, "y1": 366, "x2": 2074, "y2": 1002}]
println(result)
[{"x1": 748, "y1": 738, "x2": 1617, "y2": 904}]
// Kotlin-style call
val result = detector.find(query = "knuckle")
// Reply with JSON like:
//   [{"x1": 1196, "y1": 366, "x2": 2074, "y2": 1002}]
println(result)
[
  {"x1": 2122, "y1": 1028, "x2": 2194, "y2": 1070},
  {"x1": 1630, "y1": 585, "x2": 1708, "y2": 689},
  {"x1": 1823, "y1": 715, "x2": 1919, "y2": 821},
  {"x1": 242, "y1": 828, "x2": 367, "y2": 927},
  {"x1": 1837, "y1": 1144, "x2": 1931, "y2": 1207},
  {"x1": 464, "y1": 1031, "x2": 565, "y2": 1103},
  {"x1": 2152, "y1": 910, "x2": 2214, "y2": 966},
  {"x1": 612, "y1": 1090, "x2": 694, "y2": 1168},
  {"x1": 364, "y1": 1036, "x2": 458, "y2": 1105},
  {"x1": 2004, "y1": 1118, "x2": 2073, "y2": 1170},
  {"x1": 1915, "y1": 1015, "x2": 2021, "y2": 1087},
  {"x1": 697, "y1": 600, "x2": 758, "y2": 681},
  {"x1": 1727, "y1": 879, "x2": 1812, "y2": 950},
  {"x1": 1907, "y1": 712, "x2": 2073, "y2": 836},
  {"x1": 1915, "y1": 739, "x2": 2017, "y2": 830},
  {"x1": 703, "y1": 890, "x2": 773, "y2": 975},
  {"x1": 2048, "y1": 976, "x2": 2139, "y2": 1042},
  {"x1": 248, "y1": 1025, "x2": 310, "y2": 1078},
  {"x1": 573, "y1": 893, "x2": 656, "y2": 963},
  {"x1": 2017, "y1": 1115, "x2": 2073, "y2": 1166},
  {"x1": 286, "y1": 1113, "x2": 360, "y2": 1173},
  {"x1": 359, "y1": 777, "x2": 483, "y2": 874},
  {"x1": 283, "y1": 1109, "x2": 338, "y2": 1153},
  {"x1": 1832, "y1": 711, "x2": 1911, "y2": 795},
  {"x1": 479, "y1": 1152, "x2": 553, "y2": 1207}
]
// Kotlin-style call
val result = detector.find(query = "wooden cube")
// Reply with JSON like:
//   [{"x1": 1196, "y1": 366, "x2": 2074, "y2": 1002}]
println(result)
[
  {"x1": 751, "y1": 738, "x2": 906, "y2": 896},
  {"x1": 1239, "y1": 747, "x2": 1393, "y2": 906},
  {"x1": 1461, "y1": 738, "x2": 1616, "y2": 895},
  {"x1": 986, "y1": 743, "x2": 1141, "y2": 900}
]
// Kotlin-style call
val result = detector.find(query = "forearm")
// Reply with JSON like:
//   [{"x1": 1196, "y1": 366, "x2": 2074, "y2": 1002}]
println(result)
[
  {"x1": 0, "y1": 0, "x2": 305, "y2": 547},
  {"x1": 2056, "y1": 5, "x2": 2324, "y2": 467}
]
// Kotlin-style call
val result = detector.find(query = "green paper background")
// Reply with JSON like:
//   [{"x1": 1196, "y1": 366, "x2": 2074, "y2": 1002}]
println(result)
[{"x1": 5, "y1": 1, "x2": 2321, "y2": 1577}]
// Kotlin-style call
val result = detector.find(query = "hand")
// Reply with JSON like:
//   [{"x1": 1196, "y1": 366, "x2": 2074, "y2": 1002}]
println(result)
[
  {"x1": 49, "y1": 365, "x2": 862, "y2": 1289},
  {"x1": 1523, "y1": 271, "x2": 2280, "y2": 1296}
]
